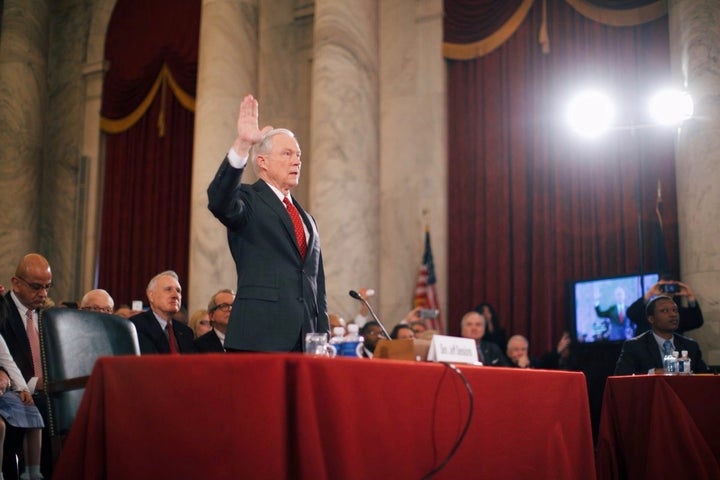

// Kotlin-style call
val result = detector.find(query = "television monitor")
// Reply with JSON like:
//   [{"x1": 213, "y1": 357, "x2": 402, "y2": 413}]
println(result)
[{"x1": 571, "y1": 273, "x2": 658, "y2": 343}]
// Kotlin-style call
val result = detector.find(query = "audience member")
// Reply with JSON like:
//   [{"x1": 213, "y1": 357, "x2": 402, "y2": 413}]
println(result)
[
  {"x1": 626, "y1": 276, "x2": 703, "y2": 335},
  {"x1": 0, "y1": 253, "x2": 53, "y2": 479},
  {"x1": 594, "y1": 286, "x2": 634, "y2": 341},
  {"x1": 360, "y1": 321, "x2": 386, "y2": 358},
  {"x1": 409, "y1": 319, "x2": 428, "y2": 337},
  {"x1": 329, "y1": 313, "x2": 346, "y2": 335},
  {"x1": 460, "y1": 311, "x2": 510, "y2": 366},
  {"x1": 390, "y1": 324, "x2": 415, "y2": 340},
  {"x1": 78, "y1": 289, "x2": 115, "y2": 314},
  {"x1": 114, "y1": 305, "x2": 143, "y2": 318},
  {"x1": 195, "y1": 289, "x2": 235, "y2": 353},
  {"x1": 474, "y1": 302, "x2": 508, "y2": 352},
  {"x1": 614, "y1": 295, "x2": 708, "y2": 375},
  {"x1": 0, "y1": 334, "x2": 44, "y2": 480},
  {"x1": 506, "y1": 332, "x2": 571, "y2": 369},
  {"x1": 188, "y1": 310, "x2": 212, "y2": 339},
  {"x1": 173, "y1": 305, "x2": 189, "y2": 325},
  {"x1": 129, "y1": 271, "x2": 196, "y2": 354}
]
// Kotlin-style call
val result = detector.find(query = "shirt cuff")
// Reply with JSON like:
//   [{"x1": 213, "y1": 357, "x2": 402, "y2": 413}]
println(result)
[{"x1": 227, "y1": 148, "x2": 248, "y2": 169}]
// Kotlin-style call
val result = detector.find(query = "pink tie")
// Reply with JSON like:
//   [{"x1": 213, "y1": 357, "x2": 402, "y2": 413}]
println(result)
[
  {"x1": 26, "y1": 309, "x2": 43, "y2": 388},
  {"x1": 283, "y1": 197, "x2": 307, "y2": 259}
]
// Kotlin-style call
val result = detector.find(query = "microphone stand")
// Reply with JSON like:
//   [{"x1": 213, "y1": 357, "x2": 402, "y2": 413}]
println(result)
[{"x1": 348, "y1": 290, "x2": 391, "y2": 339}]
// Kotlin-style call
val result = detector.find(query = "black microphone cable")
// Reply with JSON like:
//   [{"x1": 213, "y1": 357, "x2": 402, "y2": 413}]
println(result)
[{"x1": 422, "y1": 362, "x2": 474, "y2": 480}]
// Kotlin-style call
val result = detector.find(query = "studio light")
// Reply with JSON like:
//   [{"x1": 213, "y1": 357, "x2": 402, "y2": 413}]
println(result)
[
  {"x1": 648, "y1": 89, "x2": 694, "y2": 126},
  {"x1": 566, "y1": 90, "x2": 615, "y2": 139}
]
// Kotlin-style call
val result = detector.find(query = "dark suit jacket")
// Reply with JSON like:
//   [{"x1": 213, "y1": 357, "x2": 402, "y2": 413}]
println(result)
[
  {"x1": 129, "y1": 310, "x2": 196, "y2": 354},
  {"x1": 207, "y1": 158, "x2": 329, "y2": 351},
  {"x1": 478, "y1": 340, "x2": 511, "y2": 366},
  {"x1": 0, "y1": 292, "x2": 36, "y2": 381},
  {"x1": 194, "y1": 329, "x2": 225, "y2": 353},
  {"x1": 614, "y1": 330, "x2": 708, "y2": 375}
]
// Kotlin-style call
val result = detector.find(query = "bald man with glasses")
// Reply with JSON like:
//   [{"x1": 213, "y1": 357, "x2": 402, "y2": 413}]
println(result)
[{"x1": 0, "y1": 253, "x2": 54, "y2": 479}]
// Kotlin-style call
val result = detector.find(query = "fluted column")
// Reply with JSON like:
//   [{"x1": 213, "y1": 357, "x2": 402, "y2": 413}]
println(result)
[
  {"x1": 310, "y1": 0, "x2": 380, "y2": 319},
  {"x1": 188, "y1": 0, "x2": 259, "y2": 312},
  {"x1": 0, "y1": 0, "x2": 49, "y2": 279},
  {"x1": 669, "y1": 0, "x2": 720, "y2": 365}
]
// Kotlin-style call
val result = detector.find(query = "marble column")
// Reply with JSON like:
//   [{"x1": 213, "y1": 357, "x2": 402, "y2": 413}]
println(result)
[
  {"x1": 188, "y1": 0, "x2": 259, "y2": 313},
  {"x1": 669, "y1": 0, "x2": 720, "y2": 366},
  {"x1": 310, "y1": 0, "x2": 380, "y2": 320},
  {"x1": 0, "y1": 0, "x2": 49, "y2": 280}
]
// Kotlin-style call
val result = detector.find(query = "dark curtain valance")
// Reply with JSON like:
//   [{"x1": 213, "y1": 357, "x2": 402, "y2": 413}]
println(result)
[{"x1": 443, "y1": 0, "x2": 668, "y2": 60}]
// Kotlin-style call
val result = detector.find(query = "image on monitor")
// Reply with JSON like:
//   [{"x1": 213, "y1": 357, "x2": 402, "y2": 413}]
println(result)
[{"x1": 572, "y1": 273, "x2": 658, "y2": 343}]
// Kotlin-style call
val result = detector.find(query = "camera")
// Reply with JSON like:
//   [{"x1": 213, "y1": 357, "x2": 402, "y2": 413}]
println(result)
[
  {"x1": 659, "y1": 283, "x2": 680, "y2": 294},
  {"x1": 418, "y1": 308, "x2": 439, "y2": 319}
]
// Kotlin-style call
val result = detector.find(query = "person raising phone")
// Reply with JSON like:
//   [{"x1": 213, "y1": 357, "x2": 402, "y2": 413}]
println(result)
[{"x1": 626, "y1": 275, "x2": 704, "y2": 336}]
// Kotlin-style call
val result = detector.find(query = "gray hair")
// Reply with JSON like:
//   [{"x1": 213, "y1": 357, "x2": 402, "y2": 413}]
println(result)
[
  {"x1": 147, "y1": 270, "x2": 180, "y2": 293},
  {"x1": 208, "y1": 288, "x2": 235, "y2": 312},
  {"x1": 249, "y1": 128, "x2": 297, "y2": 175}
]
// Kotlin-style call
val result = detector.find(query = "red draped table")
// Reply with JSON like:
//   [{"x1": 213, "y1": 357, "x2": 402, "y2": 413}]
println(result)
[
  {"x1": 596, "y1": 374, "x2": 720, "y2": 479},
  {"x1": 54, "y1": 354, "x2": 595, "y2": 479}
]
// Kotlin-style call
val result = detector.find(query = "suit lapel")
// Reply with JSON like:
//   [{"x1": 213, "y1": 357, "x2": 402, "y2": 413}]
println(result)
[{"x1": 254, "y1": 180, "x2": 310, "y2": 260}]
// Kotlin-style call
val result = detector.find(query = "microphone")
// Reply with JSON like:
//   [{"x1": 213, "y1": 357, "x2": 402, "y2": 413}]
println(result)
[{"x1": 348, "y1": 290, "x2": 391, "y2": 339}]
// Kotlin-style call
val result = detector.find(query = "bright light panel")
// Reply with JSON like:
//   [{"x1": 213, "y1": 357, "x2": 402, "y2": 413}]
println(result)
[
  {"x1": 648, "y1": 89, "x2": 693, "y2": 125},
  {"x1": 566, "y1": 90, "x2": 615, "y2": 139}
]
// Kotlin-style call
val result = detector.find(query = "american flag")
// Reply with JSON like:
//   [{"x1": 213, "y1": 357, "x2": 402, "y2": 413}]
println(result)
[{"x1": 413, "y1": 229, "x2": 443, "y2": 332}]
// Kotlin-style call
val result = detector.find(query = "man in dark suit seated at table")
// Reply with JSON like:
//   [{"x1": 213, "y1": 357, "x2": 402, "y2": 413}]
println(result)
[
  {"x1": 130, "y1": 270, "x2": 196, "y2": 354},
  {"x1": 460, "y1": 311, "x2": 510, "y2": 366},
  {"x1": 614, "y1": 295, "x2": 708, "y2": 375},
  {"x1": 195, "y1": 289, "x2": 235, "y2": 353}
]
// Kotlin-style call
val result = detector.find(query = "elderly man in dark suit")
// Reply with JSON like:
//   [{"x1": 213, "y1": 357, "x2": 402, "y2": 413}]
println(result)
[
  {"x1": 207, "y1": 94, "x2": 329, "y2": 352},
  {"x1": 195, "y1": 289, "x2": 235, "y2": 353},
  {"x1": 614, "y1": 295, "x2": 708, "y2": 375},
  {"x1": 460, "y1": 311, "x2": 511, "y2": 366},
  {"x1": 129, "y1": 270, "x2": 196, "y2": 354}
]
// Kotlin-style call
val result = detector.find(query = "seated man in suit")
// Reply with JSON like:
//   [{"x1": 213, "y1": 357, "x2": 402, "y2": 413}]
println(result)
[
  {"x1": 195, "y1": 289, "x2": 235, "y2": 353},
  {"x1": 460, "y1": 311, "x2": 510, "y2": 366},
  {"x1": 78, "y1": 288, "x2": 115, "y2": 314},
  {"x1": 129, "y1": 270, "x2": 195, "y2": 354},
  {"x1": 614, "y1": 295, "x2": 708, "y2": 375},
  {"x1": 506, "y1": 333, "x2": 572, "y2": 369}
]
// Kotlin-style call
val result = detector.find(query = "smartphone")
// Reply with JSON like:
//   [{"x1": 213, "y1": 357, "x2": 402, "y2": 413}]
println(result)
[
  {"x1": 419, "y1": 309, "x2": 439, "y2": 319},
  {"x1": 660, "y1": 283, "x2": 679, "y2": 294}
]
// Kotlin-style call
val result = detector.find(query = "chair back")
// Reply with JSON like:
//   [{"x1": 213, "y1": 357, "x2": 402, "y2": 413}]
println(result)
[{"x1": 39, "y1": 307, "x2": 140, "y2": 436}]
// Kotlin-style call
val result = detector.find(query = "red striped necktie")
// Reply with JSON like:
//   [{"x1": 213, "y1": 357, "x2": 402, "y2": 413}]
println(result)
[{"x1": 283, "y1": 197, "x2": 307, "y2": 259}]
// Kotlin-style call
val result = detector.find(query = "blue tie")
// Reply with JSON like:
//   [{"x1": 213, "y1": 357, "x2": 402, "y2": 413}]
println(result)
[{"x1": 663, "y1": 340, "x2": 673, "y2": 355}]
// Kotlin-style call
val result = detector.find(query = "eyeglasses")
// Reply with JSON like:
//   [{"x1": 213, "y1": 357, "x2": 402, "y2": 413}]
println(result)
[
  {"x1": 212, "y1": 303, "x2": 232, "y2": 313},
  {"x1": 81, "y1": 306, "x2": 114, "y2": 314},
  {"x1": 16, "y1": 276, "x2": 53, "y2": 292}
]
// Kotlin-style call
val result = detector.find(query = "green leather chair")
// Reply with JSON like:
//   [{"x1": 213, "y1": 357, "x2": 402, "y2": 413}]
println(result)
[{"x1": 39, "y1": 307, "x2": 140, "y2": 462}]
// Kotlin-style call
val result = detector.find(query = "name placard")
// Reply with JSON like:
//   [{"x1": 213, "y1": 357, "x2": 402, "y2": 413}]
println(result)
[{"x1": 427, "y1": 335, "x2": 480, "y2": 365}]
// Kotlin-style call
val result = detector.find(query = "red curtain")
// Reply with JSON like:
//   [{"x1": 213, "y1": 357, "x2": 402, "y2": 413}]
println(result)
[
  {"x1": 98, "y1": 0, "x2": 200, "y2": 307},
  {"x1": 445, "y1": 0, "x2": 678, "y2": 354}
]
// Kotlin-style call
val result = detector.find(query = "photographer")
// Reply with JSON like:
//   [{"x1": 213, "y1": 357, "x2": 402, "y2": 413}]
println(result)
[{"x1": 626, "y1": 276, "x2": 704, "y2": 335}]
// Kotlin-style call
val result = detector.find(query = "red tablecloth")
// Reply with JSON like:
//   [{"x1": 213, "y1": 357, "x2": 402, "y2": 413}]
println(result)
[
  {"x1": 596, "y1": 374, "x2": 720, "y2": 480},
  {"x1": 54, "y1": 354, "x2": 595, "y2": 480}
]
